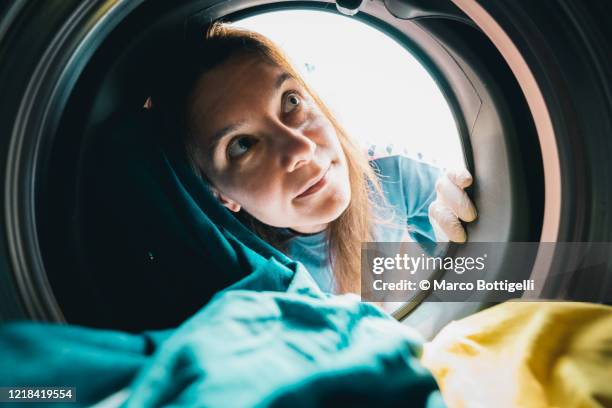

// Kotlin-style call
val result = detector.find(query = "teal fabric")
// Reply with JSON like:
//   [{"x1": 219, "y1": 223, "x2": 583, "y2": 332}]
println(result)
[
  {"x1": 288, "y1": 156, "x2": 439, "y2": 293},
  {"x1": 124, "y1": 262, "x2": 444, "y2": 407},
  {"x1": 78, "y1": 109, "x2": 298, "y2": 331},
  {"x1": 0, "y1": 323, "x2": 149, "y2": 407},
  {"x1": 0, "y1": 262, "x2": 444, "y2": 408}
]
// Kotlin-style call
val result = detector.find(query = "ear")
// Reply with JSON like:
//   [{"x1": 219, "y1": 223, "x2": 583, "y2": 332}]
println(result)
[{"x1": 211, "y1": 188, "x2": 241, "y2": 212}]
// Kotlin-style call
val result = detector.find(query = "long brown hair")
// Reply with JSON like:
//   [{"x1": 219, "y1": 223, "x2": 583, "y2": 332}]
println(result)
[{"x1": 153, "y1": 22, "x2": 383, "y2": 294}]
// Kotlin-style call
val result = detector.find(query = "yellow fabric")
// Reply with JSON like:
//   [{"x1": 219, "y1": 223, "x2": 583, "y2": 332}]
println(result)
[{"x1": 420, "y1": 302, "x2": 612, "y2": 408}]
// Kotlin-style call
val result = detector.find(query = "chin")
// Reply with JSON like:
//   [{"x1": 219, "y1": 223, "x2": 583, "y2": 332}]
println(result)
[
  {"x1": 319, "y1": 188, "x2": 351, "y2": 223},
  {"x1": 290, "y1": 183, "x2": 351, "y2": 228}
]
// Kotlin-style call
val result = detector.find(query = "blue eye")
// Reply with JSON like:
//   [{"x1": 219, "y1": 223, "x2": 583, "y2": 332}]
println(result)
[
  {"x1": 227, "y1": 136, "x2": 256, "y2": 159},
  {"x1": 282, "y1": 92, "x2": 301, "y2": 114}
]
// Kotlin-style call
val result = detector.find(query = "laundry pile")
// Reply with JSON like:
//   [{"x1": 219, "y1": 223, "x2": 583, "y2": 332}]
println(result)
[{"x1": 0, "y1": 262, "x2": 443, "y2": 407}]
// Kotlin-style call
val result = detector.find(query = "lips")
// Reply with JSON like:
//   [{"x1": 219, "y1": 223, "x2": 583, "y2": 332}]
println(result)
[{"x1": 295, "y1": 165, "x2": 331, "y2": 199}]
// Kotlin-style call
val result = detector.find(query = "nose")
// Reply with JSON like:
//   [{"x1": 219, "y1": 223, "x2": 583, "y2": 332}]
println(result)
[{"x1": 277, "y1": 126, "x2": 317, "y2": 172}]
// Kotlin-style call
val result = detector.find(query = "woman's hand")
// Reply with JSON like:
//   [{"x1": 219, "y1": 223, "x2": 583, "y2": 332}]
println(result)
[{"x1": 428, "y1": 169, "x2": 477, "y2": 243}]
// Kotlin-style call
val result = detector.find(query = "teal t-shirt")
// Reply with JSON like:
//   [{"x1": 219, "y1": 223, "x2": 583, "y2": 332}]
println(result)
[{"x1": 287, "y1": 156, "x2": 440, "y2": 293}]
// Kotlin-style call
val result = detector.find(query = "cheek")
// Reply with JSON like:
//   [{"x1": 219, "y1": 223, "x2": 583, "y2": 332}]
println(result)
[
  {"x1": 308, "y1": 114, "x2": 345, "y2": 159},
  {"x1": 240, "y1": 186, "x2": 295, "y2": 228},
  {"x1": 332, "y1": 163, "x2": 352, "y2": 203},
  {"x1": 306, "y1": 113, "x2": 334, "y2": 139},
  {"x1": 223, "y1": 172, "x2": 290, "y2": 216},
  {"x1": 229, "y1": 177, "x2": 277, "y2": 203}
]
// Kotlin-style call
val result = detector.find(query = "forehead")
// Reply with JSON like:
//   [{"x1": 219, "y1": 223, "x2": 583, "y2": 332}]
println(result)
[{"x1": 189, "y1": 54, "x2": 286, "y2": 134}]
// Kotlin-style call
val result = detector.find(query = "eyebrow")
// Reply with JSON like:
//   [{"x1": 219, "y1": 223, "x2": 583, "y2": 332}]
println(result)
[
  {"x1": 206, "y1": 71, "x2": 292, "y2": 156},
  {"x1": 274, "y1": 71, "x2": 291, "y2": 90}
]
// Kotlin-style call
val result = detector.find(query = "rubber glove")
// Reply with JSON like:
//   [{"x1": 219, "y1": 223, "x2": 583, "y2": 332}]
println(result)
[{"x1": 428, "y1": 168, "x2": 477, "y2": 243}]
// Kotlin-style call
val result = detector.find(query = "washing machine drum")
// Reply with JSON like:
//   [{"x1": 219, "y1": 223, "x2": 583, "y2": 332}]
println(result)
[{"x1": 0, "y1": 0, "x2": 611, "y2": 331}]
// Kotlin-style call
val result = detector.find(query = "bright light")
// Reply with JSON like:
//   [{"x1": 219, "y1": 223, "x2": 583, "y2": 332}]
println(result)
[{"x1": 234, "y1": 10, "x2": 464, "y2": 169}]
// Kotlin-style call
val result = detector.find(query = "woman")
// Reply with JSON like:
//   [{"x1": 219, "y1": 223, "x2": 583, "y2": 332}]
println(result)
[{"x1": 152, "y1": 22, "x2": 477, "y2": 294}]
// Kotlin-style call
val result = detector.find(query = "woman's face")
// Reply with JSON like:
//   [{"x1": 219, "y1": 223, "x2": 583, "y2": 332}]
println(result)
[{"x1": 189, "y1": 53, "x2": 351, "y2": 233}]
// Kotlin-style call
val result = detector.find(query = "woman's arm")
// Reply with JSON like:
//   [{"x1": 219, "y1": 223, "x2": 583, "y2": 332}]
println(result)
[{"x1": 370, "y1": 155, "x2": 476, "y2": 243}]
